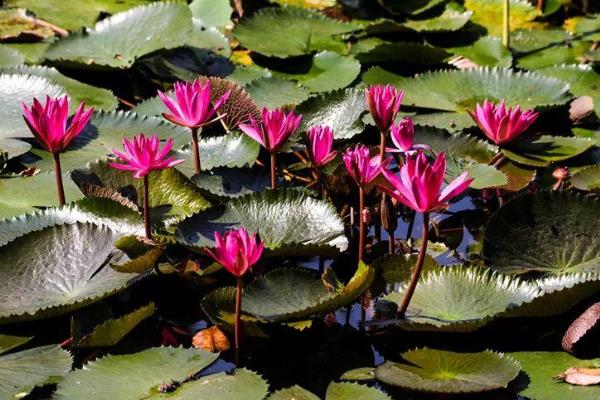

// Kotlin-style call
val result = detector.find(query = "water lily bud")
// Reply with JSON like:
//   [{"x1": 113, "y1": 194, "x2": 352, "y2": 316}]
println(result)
[
  {"x1": 380, "y1": 194, "x2": 398, "y2": 233},
  {"x1": 192, "y1": 326, "x2": 231, "y2": 353},
  {"x1": 552, "y1": 167, "x2": 569, "y2": 181},
  {"x1": 361, "y1": 208, "x2": 371, "y2": 225}
]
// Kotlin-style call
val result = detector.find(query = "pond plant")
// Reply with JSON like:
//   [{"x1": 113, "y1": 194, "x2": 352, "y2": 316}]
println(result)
[{"x1": 0, "y1": 0, "x2": 600, "y2": 399}]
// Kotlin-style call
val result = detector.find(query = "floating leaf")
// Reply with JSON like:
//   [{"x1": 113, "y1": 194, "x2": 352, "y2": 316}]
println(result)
[
  {"x1": 2, "y1": 42, "x2": 51, "y2": 64},
  {"x1": 502, "y1": 135, "x2": 593, "y2": 167},
  {"x1": 340, "y1": 367, "x2": 377, "y2": 381},
  {"x1": 233, "y1": 7, "x2": 360, "y2": 58},
  {"x1": 297, "y1": 88, "x2": 366, "y2": 140},
  {"x1": 0, "y1": 8, "x2": 53, "y2": 40},
  {"x1": 0, "y1": 334, "x2": 32, "y2": 354},
  {"x1": 355, "y1": 41, "x2": 450, "y2": 65},
  {"x1": 465, "y1": 0, "x2": 542, "y2": 36},
  {"x1": 373, "y1": 253, "x2": 440, "y2": 285},
  {"x1": 187, "y1": 18, "x2": 231, "y2": 58},
  {"x1": 269, "y1": 0, "x2": 336, "y2": 9},
  {"x1": 189, "y1": 0, "x2": 232, "y2": 29},
  {"x1": 376, "y1": 348, "x2": 521, "y2": 393},
  {"x1": 164, "y1": 369, "x2": 268, "y2": 399},
  {"x1": 0, "y1": 345, "x2": 71, "y2": 399},
  {"x1": 246, "y1": 77, "x2": 311, "y2": 109},
  {"x1": 73, "y1": 302, "x2": 155, "y2": 348},
  {"x1": 54, "y1": 347, "x2": 221, "y2": 399},
  {"x1": 0, "y1": 45, "x2": 24, "y2": 68},
  {"x1": 362, "y1": 67, "x2": 570, "y2": 112},
  {"x1": 404, "y1": 8, "x2": 472, "y2": 32},
  {"x1": 509, "y1": 352, "x2": 600, "y2": 400},
  {"x1": 572, "y1": 165, "x2": 600, "y2": 190},
  {"x1": 382, "y1": 266, "x2": 539, "y2": 331},
  {"x1": 411, "y1": 112, "x2": 476, "y2": 133},
  {"x1": 564, "y1": 14, "x2": 600, "y2": 41},
  {"x1": 71, "y1": 159, "x2": 211, "y2": 227},
  {"x1": 449, "y1": 36, "x2": 512, "y2": 68},
  {"x1": 176, "y1": 189, "x2": 348, "y2": 255},
  {"x1": 191, "y1": 167, "x2": 270, "y2": 200},
  {"x1": 484, "y1": 191, "x2": 600, "y2": 276},
  {"x1": 45, "y1": 3, "x2": 192, "y2": 69},
  {"x1": 326, "y1": 382, "x2": 391, "y2": 400},
  {"x1": 268, "y1": 385, "x2": 320, "y2": 400}
]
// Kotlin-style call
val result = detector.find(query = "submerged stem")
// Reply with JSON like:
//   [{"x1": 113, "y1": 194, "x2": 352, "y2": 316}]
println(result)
[
  {"x1": 191, "y1": 127, "x2": 201, "y2": 174},
  {"x1": 398, "y1": 212, "x2": 429, "y2": 318},
  {"x1": 52, "y1": 152, "x2": 66, "y2": 206},
  {"x1": 270, "y1": 152, "x2": 277, "y2": 190},
  {"x1": 143, "y1": 175, "x2": 152, "y2": 240},
  {"x1": 235, "y1": 277, "x2": 243, "y2": 366}
]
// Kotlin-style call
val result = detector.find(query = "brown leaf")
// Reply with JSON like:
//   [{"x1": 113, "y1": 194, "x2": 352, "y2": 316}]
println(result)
[
  {"x1": 556, "y1": 367, "x2": 600, "y2": 386},
  {"x1": 569, "y1": 96, "x2": 595, "y2": 123},
  {"x1": 192, "y1": 326, "x2": 230, "y2": 353},
  {"x1": 562, "y1": 301, "x2": 600, "y2": 353}
]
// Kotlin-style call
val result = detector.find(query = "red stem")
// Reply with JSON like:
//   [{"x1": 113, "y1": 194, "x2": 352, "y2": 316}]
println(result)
[
  {"x1": 143, "y1": 175, "x2": 152, "y2": 240},
  {"x1": 398, "y1": 212, "x2": 429, "y2": 318},
  {"x1": 52, "y1": 152, "x2": 66, "y2": 206},
  {"x1": 270, "y1": 152, "x2": 277, "y2": 190},
  {"x1": 379, "y1": 130, "x2": 386, "y2": 161},
  {"x1": 235, "y1": 277, "x2": 243, "y2": 366},
  {"x1": 191, "y1": 127, "x2": 201, "y2": 174},
  {"x1": 358, "y1": 186, "x2": 365, "y2": 263}
]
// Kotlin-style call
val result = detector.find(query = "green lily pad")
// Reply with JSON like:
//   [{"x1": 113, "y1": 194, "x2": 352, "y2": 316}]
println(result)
[
  {"x1": 484, "y1": 191, "x2": 600, "y2": 276},
  {"x1": 73, "y1": 302, "x2": 155, "y2": 347},
  {"x1": 572, "y1": 165, "x2": 600, "y2": 190},
  {"x1": 71, "y1": 159, "x2": 211, "y2": 227},
  {"x1": 362, "y1": 67, "x2": 570, "y2": 112},
  {"x1": 297, "y1": 88, "x2": 366, "y2": 140},
  {"x1": 268, "y1": 385, "x2": 320, "y2": 400},
  {"x1": 411, "y1": 112, "x2": 477, "y2": 133},
  {"x1": 509, "y1": 352, "x2": 600, "y2": 400},
  {"x1": 403, "y1": 8, "x2": 472, "y2": 32},
  {"x1": 2, "y1": 42, "x2": 52, "y2": 64},
  {"x1": 325, "y1": 382, "x2": 391, "y2": 400},
  {"x1": 565, "y1": 14, "x2": 600, "y2": 41},
  {"x1": 340, "y1": 367, "x2": 377, "y2": 381},
  {"x1": 0, "y1": 138, "x2": 30, "y2": 160},
  {"x1": 572, "y1": 127, "x2": 600, "y2": 146},
  {"x1": 0, "y1": 74, "x2": 65, "y2": 139},
  {"x1": 1, "y1": 65, "x2": 118, "y2": 110},
  {"x1": 23, "y1": 110, "x2": 189, "y2": 173},
  {"x1": 355, "y1": 41, "x2": 450, "y2": 65},
  {"x1": 465, "y1": 0, "x2": 542, "y2": 36},
  {"x1": 0, "y1": 200, "x2": 143, "y2": 323},
  {"x1": 376, "y1": 348, "x2": 520, "y2": 393},
  {"x1": 176, "y1": 189, "x2": 348, "y2": 256},
  {"x1": 0, "y1": 45, "x2": 24, "y2": 68},
  {"x1": 246, "y1": 77, "x2": 311, "y2": 109},
  {"x1": 502, "y1": 135, "x2": 594, "y2": 167},
  {"x1": 268, "y1": 0, "x2": 336, "y2": 8},
  {"x1": 381, "y1": 0, "x2": 446, "y2": 15},
  {"x1": 45, "y1": 3, "x2": 192, "y2": 69},
  {"x1": 186, "y1": 18, "x2": 231, "y2": 57},
  {"x1": 233, "y1": 7, "x2": 360, "y2": 58},
  {"x1": 191, "y1": 167, "x2": 270, "y2": 200},
  {"x1": 382, "y1": 266, "x2": 539, "y2": 331},
  {"x1": 274, "y1": 51, "x2": 360, "y2": 93},
  {"x1": 373, "y1": 253, "x2": 440, "y2": 285},
  {"x1": 165, "y1": 369, "x2": 268, "y2": 399},
  {"x1": 0, "y1": 334, "x2": 32, "y2": 354},
  {"x1": 174, "y1": 132, "x2": 261, "y2": 175},
  {"x1": 516, "y1": 40, "x2": 590, "y2": 70},
  {"x1": 449, "y1": 36, "x2": 513, "y2": 67},
  {"x1": 0, "y1": 345, "x2": 72, "y2": 399},
  {"x1": 189, "y1": 0, "x2": 232, "y2": 29},
  {"x1": 0, "y1": 173, "x2": 83, "y2": 219},
  {"x1": 54, "y1": 347, "x2": 225, "y2": 400}
]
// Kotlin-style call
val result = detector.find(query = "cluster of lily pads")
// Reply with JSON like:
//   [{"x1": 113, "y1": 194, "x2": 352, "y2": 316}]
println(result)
[{"x1": 1, "y1": 0, "x2": 600, "y2": 399}]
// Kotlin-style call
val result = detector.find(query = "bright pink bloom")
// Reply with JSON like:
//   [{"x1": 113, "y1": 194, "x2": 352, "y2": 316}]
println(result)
[
  {"x1": 388, "y1": 117, "x2": 430, "y2": 155},
  {"x1": 343, "y1": 144, "x2": 391, "y2": 187},
  {"x1": 379, "y1": 152, "x2": 473, "y2": 213},
  {"x1": 109, "y1": 133, "x2": 183, "y2": 179},
  {"x1": 468, "y1": 99, "x2": 539, "y2": 146},
  {"x1": 158, "y1": 80, "x2": 231, "y2": 129},
  {"x1": 21, "y1": 95, "x2": 93, "y2": 153},
  {"x1": 307, "y1": 125, "x2": 337, "y2": 168},
  {"x1": 239, "y1": 108, "x2": 302, "y2": 153},
  {"x1": 205, "y1": 227, "x2": 264, "y2": 278},
  {"x1": 365, "y1": 84, "x2": 404, "y2": 133}
]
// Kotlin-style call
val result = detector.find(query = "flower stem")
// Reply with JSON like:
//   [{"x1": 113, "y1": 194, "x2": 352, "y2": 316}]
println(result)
[
  {"x1": 358, "y1": 186, "x2": 365, "y2": 262},
  {"x1": 537, "y1": 0, "x2": 543, "y2": 11},
  {"x1": 235, "y1": 277, "x2": 243, "y2": 366},
  {"x1": 191, "y1": 127, "x2": 201, "y2": 174},
  {"x1": 502, "y1": 0, "x2": 510, "y2": 48},
  {"x1": 388, "y1": 230, "x2": 395, "y2": 255},
  {"x1": 52, "y1": 152, "x2": 66, "y2": 206},
  {"x1": 270, "y1": 152, "x2": 277, "y2": 190},
  {"x1": 379, "y1": 130, "x2": 386, "y2": 161},
  {"x1": 143, "y1": 175, "x2": 152, "y2": 240},
  {"x1": 398, "y1": 212, "x2": 429, "y2": 318}
]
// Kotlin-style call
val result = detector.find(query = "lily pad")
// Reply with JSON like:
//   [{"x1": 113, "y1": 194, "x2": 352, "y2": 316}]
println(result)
[
  {"x1": 355, "y1": 41, "x2": 450, "y2": 65},
  {"x1": 191, "y1": 167, "x2": 270, "y2": 200},
  {"x1": 268, "y1": 385, "x2": 320, "y2": 400},
  {"x1": 0, "y1": 200, "x2": 143, "y2": 323},
  {"x1": 509, "y1": 352, "x2": 600, "y2": 400},
  {"x1": 411, "y1": 112, "x2": 476, "y2": 133},
  {"x1": 22, "y1": 110, "x2": 189, "y2": 173},
  {"x1": 233, "y1": 7, "x2": 360, "y2": 58},
  {"x1": 325, "y1": 382, "x2": 391, "y2": 400},
  {"x1": 382, "y1": 266, "x2": 539, "y2": 331},
  {"x1": 297, "y1": 88, "x2": 366, "y2": 140},
  {"x1": 71, "y1": 159, "x2": 211, "y2": 227},
  {"x1": 0, "y1": 334, "x2": 31, "y2": 354},
  {"x1": 0, "y1": 345, "x2": 72, "y2": 399},
  {"x1": 189, "y1": 0, "x2": 232, "y2": 29},
  {"x1": 572, "y1": 165, "x2": 600, "y2": 190},
  {"x1": 45, "y1": 3, "x2": 192, "y2": 69},
  {"x1": 373, "y1": 253, "x2": 440, "y2": 285},
  {"x1": 484, "y1": 191, "x2": 600, "y2": 276},
  {"x1": 73, "y1": 302, "x2": 155, "y2": 347},
  {"x1": 0, "y1": 8, "x2": 53, "y2": 40},
  {"x1": 502, "y1": 135, "x2": 594, "y2": 167},
  {"x1": 381, "y1": 0, "x2": 446, "y2": 15},
  {"x1": 404, "y1": 8, "x2": 472, "y2": 32},
  {"x1": 449, "y1": 36, "x2": 513, "y2": 68},
  {"x1": 0, "y1": 45, "x2": 24, "y2": 68},
  {"x1": 376, "y1": 348, "x2": 520, "y2": 393},
  {"x1": 0, "y1": 136, "x2": 31, "y2": 160},
  {"x1": 465, "y1": 0, "x2": 542, "y2": 36},
  {"x1": 362, "y1": 67, "x2": 570, "y2": 112},
  {"x1": 246, "y1": 77, "x2": 311, "y2": 109},
  {"x1": 176, "y1": 189, "x2": 347, "y2": 255},
  {"x1": 565, "y1": 14, "x2": 600, "y2": 41}
]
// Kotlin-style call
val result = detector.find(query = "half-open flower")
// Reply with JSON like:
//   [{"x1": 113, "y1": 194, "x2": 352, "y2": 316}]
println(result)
[
  {"x1": 239, "y1": 108, "x2": 302, "y2": 153},
  {"x1": 307, "y1": 125, "x2": 337, "y2": 168},
  {"x1": 365, "y1": 84, "x2": 404, "y2": 133},
  {"x1": 205, "y1": 227, "x2": 264, "y2": 278},
  {"x1": 343, "y1": 144, "x2": 391, "y2": 187},
  {"x1": 388, "y1": 117, "x2": 431, "y2": 155}
]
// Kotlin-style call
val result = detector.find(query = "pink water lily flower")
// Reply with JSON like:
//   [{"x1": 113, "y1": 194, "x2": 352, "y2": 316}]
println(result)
[
  {"x1": 109, "y1": 133, "x2": 184, "y2": 179},
  {"x1": 205, "y1": 227, "x2": 264, "y2": 278},
  {"x1": 365, "y1": 84, "x2": 404, "y2": 133},
  {"x1": 239, "y1": 108, "x2": 302, "y2": 153},
  {"x1": 343, "y1": 144, "x2": 391, "y2": 187},
  {"x1": 158, "y1": 80, "x2": 231, "y2": 129},
  {"x1": 388, "y1": 117, "x2": 431, "y2": 155},
  {"x1": 468, "y1": 99, "x2": 539, "y2": 146},
  {"x1": 22, "y1": 95, "x2": 93, "y2": 153},
  {"x1": 379, "y1": 152, "x2": 473, "y2": 213},
  {"x1": 307, "y1": 125, "x2": 337, "y2": 168}
]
